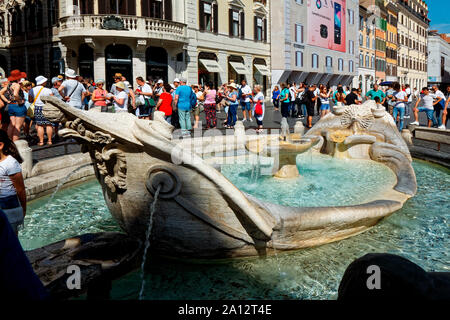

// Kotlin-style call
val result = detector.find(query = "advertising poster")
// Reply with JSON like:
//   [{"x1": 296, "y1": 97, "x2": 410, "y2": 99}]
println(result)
[{"x1": 307, "y1": 0, "x2": 346, "y2": 53}]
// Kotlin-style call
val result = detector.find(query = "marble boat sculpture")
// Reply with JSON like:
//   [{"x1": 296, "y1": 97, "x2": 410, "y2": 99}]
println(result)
[{"x1": 42, "y1": 97, "x2": 417, "y2": 259}]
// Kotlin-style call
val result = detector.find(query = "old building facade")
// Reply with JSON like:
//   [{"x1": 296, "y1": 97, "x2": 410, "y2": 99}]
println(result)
[
  {"x1": 271, "y1": 0, "x2": 359, "y2": 88},
  {"x1": 397, "y1": 0, "x2": 429, "y2": 89},
  {"x1": 0, "y1": 0, "x2": 271, "y2": 93},
  {"x1": 354, "y1": 3, "x2": 376, "y2": 95},
  {"x1": 385, "y1": 0, "x2": 398, "y2": 82}
]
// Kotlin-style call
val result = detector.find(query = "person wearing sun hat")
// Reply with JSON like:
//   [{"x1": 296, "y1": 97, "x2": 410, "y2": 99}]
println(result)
[
  {"x1": 0, "y1": 69, "x2": 27, "y2": 141},
  {"x1": 28, "y1": 76, "x2": 54, "y2": 145},
  {"x1": 110, "y1": 82, "x2": 129, "y2": 113},
  {"x1": 58, "y1": 68, "x2": 86, "y2": 109}
]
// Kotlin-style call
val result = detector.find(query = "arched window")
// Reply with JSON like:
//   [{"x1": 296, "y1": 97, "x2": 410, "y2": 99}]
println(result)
[
  {"x1": 141, "y1": 0, "x2": 172, "y2": 20},
  {"x1": 98, "y1": 0, "x2": 136, "y2": 15}
]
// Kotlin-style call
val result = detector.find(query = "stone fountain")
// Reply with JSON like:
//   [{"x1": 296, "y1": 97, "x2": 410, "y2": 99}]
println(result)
[{"x1": 41, "y1": 97, "x2": 416, "y2": 259}]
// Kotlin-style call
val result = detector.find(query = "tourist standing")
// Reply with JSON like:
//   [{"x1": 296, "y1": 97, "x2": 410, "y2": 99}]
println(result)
[
  {"x1": 431, "y1": 85, "x2": 446, "y2": 129},
  {"x1": 225, "y1": 83, "x2": 239, "y2": 129},
  {"x1": 203, "y1": 82, "x2": 217, "y2": 129},
  {"x1": 296, "y1": 83, "x2": 307, "y2": 119},
  {"x1": 385, "y1": 84, "x2": 396, "y2": 114},
  {"x1": 272, "y1": 86, "x2": 280, "y2": 111},
  {"x1": 51, "y1": 77, "x2": 63, "y2": 100},
  {"x1": 0, "y1": 78, "x2": 10, "y2": 131},
  {"x1": 304, "y1": 85, "x2": 317, "y2": 129},
  {"x1": 345, "y1": 88, "x2": 360, "y2": 106},
  {"x1": 0, "y1": 70, "x2": 27, "y2": 141},
  {"x1": 155, "y1": 84, "x2": 173, "y2": 123},
  {"x1": 253, "y1": 85, "x2": 265, "y2": 133},
  {"x1": 59, "y1": 69, "x2": 86, "y2": 109},
  {"x1": 110, "y1": 82, "x2": 129, "y2": 113},
  {"x1": 319, "y1": 86, "x2": 331, "y2": 118},
  {"x1": 29, "y1": 76, "x2": 54, "y2": 146},
  {"x1": 193, "y1": 84, "x2": 203, "y2": 129},
  {"x1": 135, "y1": 76, "x2": 154, "y2": 120},
  {"x1": 240, "y1": 79, "x2": 252, "y2": 122},
  {"x1": 289, "y1": 83, "x2": 298, "y2": 117},
  {"x1": 366, "y1": 84, "x2": 386, "y2": 105},
  {"x1": 279, "y1": 83, "x2": 290, "y2": 119},
  {"x1": 91, "y1": 79, "x2": 109, "y2": 112},
  {"x1": 21, "y1": 81, "x2": 33, "y2": 140},
  {"x1": 442, "y1": 85, "x2": 449, "y2": 129},
  {"x1": 405, "y1": 84, "x2": 412, "y2": 119},
  {"x1": 411, "y1": 87, "x2": 438, "y2": 128},
  {"x1": 174, "y1": 78, "x2": 194, "y2": 136},
  {"x1": 392, "y1": 82, "x2": 408, "y2": 131},
  {"x1": 0, "y1": 130, "x2": 26, "y2": 235}
]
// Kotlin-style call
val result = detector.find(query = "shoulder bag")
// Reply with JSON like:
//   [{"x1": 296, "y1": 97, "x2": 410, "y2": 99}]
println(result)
[{"x1": 27, "y1": 87, "x2": 44, "y2": 118}]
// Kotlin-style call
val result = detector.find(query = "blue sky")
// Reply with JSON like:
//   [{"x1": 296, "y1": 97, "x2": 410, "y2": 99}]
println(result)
[{"x1": 428, "y1": 0, "x2": 450, "y2": 33}]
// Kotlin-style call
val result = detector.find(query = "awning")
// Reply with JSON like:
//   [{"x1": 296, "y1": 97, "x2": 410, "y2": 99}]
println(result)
[
  {"x1": 199, "y1": 59, "x2": 223, "y2": 73},
  {"x1": 254, "y1": 64, "x2": 270, "y2": 76},
  {"x1": 229, "y1": 61, "x2": 249, "y2": 75}
]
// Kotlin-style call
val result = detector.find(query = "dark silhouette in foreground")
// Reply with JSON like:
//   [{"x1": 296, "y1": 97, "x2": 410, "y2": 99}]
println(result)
[
  {"x1": 0, "y1": 209, "x2": 48, "y2": 300},
  {"x1": 338, "y1": 253, "x2": 450, "y2": 300}
]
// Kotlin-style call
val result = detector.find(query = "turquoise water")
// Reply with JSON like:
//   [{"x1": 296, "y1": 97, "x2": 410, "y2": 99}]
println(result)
[
  {"x1": 221, "y1": 153, "x2": 398, "y2": 207},
  {"x1": 20, "y1": 179, "x2": 119, "y2": 251},
  {"x1": 19, "y1": 160, "x2": 449, "y2": 300}
]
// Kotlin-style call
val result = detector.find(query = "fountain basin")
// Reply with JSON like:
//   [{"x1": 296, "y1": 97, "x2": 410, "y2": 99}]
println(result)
[{"x1": 40, "y1": 97, "x2": 417, "y2": 259}]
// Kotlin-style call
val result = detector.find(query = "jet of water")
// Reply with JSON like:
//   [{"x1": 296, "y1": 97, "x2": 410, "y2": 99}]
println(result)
[{"x1": 138, "y1": 184, "x2": 162, "y2": 300}]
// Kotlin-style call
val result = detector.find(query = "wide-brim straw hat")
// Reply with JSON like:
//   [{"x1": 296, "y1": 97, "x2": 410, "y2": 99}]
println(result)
[
  {"x1": 8, "y1": 69, "x2": 27, "y2": 82},
  {"x1": 115, "y1": 82, "x2": 126, "y2": 90},
  {"x1": 227, "y1": 83, "x2": 237, "y2": 89}
]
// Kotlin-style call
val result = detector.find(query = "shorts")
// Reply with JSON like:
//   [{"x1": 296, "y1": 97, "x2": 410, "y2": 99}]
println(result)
[
  {"x1": 306, "y1": 104, "x2": 315, "y2": 117},
  {"x1": 241, "y1": 101, "x2": 251, "y2": 111},
  {"x1": 138, "y1": 104, "x2": 152, "y2": 117},
  {"x1": 0, "y1": 195, "x2": 24, "y2": 233},
  {"x1": 320, "y1": 103, "x2": 330, "y2": 111},
  {"x1": 8, "y1": 104, "x2": 27, "y2": 117},
  {"x1": 417, "y1": 107, "x2": 435, "y2": 121},
  {"x1": 192, "y1": 103, "x2": 202, "y2": 116}
]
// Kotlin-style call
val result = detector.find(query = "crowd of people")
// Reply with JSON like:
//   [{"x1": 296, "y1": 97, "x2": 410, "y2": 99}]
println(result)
[{"x1": 272, "y1": 82, "x2": 449, "y2": 131}]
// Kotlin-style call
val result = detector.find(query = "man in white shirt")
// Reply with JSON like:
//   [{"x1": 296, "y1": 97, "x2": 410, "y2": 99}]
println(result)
[
  {"x1": 59, "y1": 69, "x2": 86, "y2": 109},
  {"x1": 431, "y1": 85, "x2": 446, "y2": 129},
  {"x1": 412, "y1": 87, "x2": 438, "y2": 127},
  {"x1": 404, "y1": 84, "x2": 412, "y2": 119},
  {"x1": 240, "y1": 79, "x2": 252, "y2": 122},
  {"x1": 135, "y1": 76, "x2": 153, "y2": 119},
  {"x1": 111, "y1": 82, "x2": 129, "y2": 113},
  {"x1": 289, "y1": 83, "x2": 297, "y2": 117}
]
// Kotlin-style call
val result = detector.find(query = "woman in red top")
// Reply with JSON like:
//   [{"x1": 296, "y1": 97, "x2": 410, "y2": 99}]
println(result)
[
  {"x1": 91, "y1": 80, "x2": 109, "y2": 112},
  {"x1": 155, "y1": 84, "x2": 173, "y2": 123}
]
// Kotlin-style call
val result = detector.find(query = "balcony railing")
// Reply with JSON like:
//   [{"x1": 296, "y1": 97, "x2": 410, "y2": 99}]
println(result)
[{"x1": 58, "y1": 15, "x2": 187, "y2": 43}]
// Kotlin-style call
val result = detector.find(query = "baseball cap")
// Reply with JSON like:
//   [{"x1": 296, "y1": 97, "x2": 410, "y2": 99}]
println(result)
[
  {"x1": 173, "y1": 78, "x2": 180, "y2": 83},
  {"x1": 157, "y1": 79, "x2": 164, "y2": 84}
]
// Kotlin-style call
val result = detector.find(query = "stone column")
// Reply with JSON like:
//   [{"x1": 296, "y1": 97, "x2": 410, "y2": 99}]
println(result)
[
  {"x1": 217, "y1": 50, "x2": 228, "y2": 86},
  {"x1": 94, "y1": 45, "x2": 106, "y2": 82},
  {"x1": 185, "y1": 45, "x2": 198, "y2": 85},
  {"x1": 136, "y1": 0, "x2": 142, "y2": 16},
  {"x1": 243, "y1": 54, "x2": 253, "y2": 87},
  {"x1": 134, "y1": 40, "x2": 147, "y2": 86},
  {"x1": 94, "y1": 0, "x2": 99, "y2": 15}
]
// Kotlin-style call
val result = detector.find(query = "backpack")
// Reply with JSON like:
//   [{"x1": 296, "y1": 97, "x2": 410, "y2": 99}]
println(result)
[
  {"x1": 190, "y1": 90, "x2": 197, "y2": 108},
  {"x1": 237, "y1": 87, "x2": 242, "y2": 100},
  {"x1": 254, "y1": 101, "x2": 263, "y2": 116}
]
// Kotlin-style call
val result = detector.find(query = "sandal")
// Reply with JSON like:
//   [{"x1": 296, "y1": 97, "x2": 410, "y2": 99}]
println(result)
[
  {"x1": 47, "y1": 142, "x2": 53, "y2": 146},
  {"x1": 38, "y1": 142, "x2": 44, "y2": 146}
]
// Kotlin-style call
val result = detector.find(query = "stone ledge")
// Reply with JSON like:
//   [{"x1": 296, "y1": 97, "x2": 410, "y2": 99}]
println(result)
[
  {"x1": 410, "y1": 145, "x2": 450, "y2": 169},
  {"x1": 31, "y1": 153, "x2": 92, "y2": 177}
]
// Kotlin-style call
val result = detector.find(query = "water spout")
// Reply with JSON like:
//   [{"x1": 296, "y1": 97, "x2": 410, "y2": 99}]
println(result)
[{"x1": 138, "y1": 184, "x2": 162, "y2": 300}]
